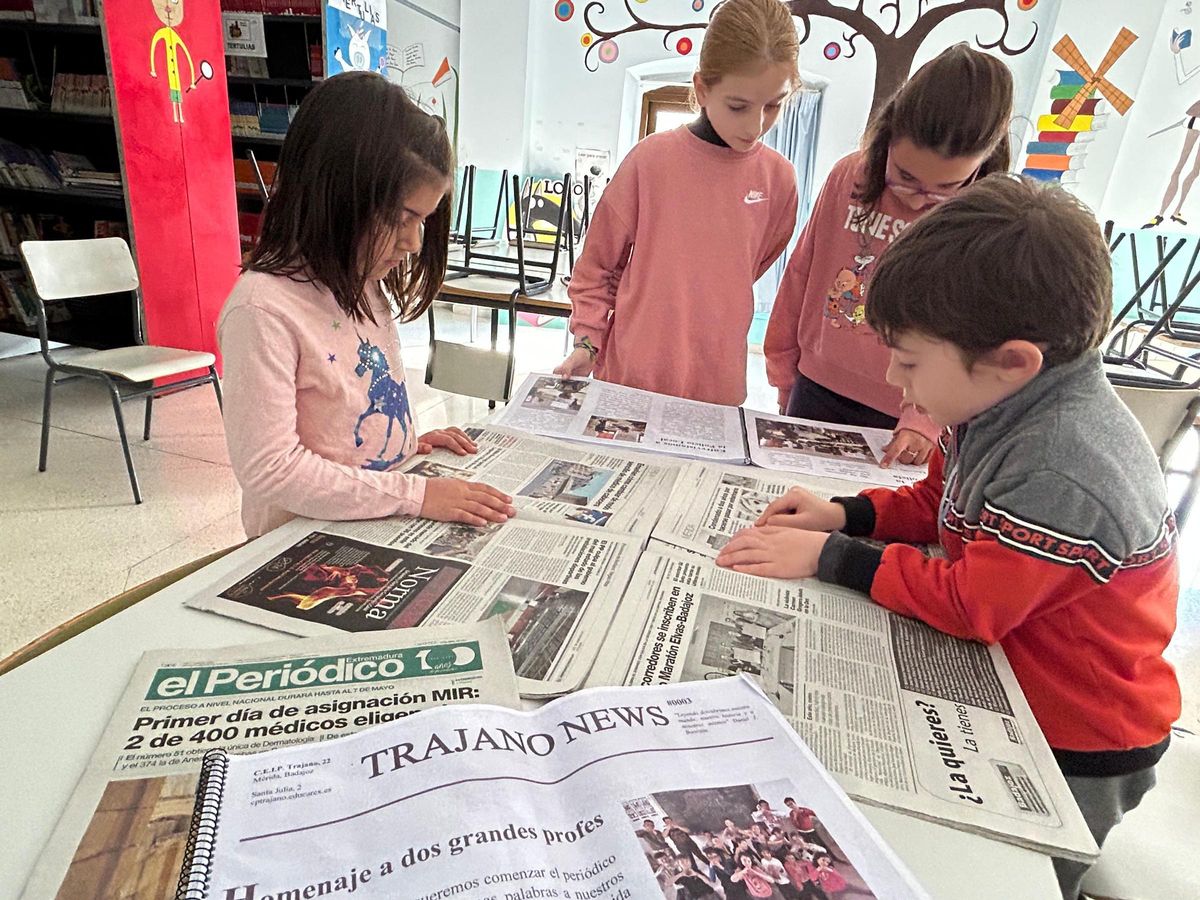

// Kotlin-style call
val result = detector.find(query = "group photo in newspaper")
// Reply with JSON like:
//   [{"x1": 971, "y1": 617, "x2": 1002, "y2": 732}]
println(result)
[{"x1": 13, "y1": 374, "x2": 1115, "y2": 900}]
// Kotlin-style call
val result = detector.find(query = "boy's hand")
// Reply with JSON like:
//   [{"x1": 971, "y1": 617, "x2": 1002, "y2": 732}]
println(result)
[
  {"x1": 553, "y1": 348, "x2": 594, "y2": 377},
  {"x1": 757, "y1": 487, "x2": 846, "y2": 532},
  {"x1": 715, "y1": 526, "x2": 829, "y2": 579},
  {"x1": 418, "y1": 427, "x2": 477, "y2": 456},
  {"x1": 881, "y1": 428, "x2": 932, "y2": 468},
  {"x1": 420, "y1": 478, "x2": 515, "y2": 526}
]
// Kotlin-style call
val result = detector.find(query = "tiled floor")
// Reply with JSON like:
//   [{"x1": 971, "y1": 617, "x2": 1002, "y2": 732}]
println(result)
[{"x1": 0, "y1": 309, "x2": 1195, "y2": 736}]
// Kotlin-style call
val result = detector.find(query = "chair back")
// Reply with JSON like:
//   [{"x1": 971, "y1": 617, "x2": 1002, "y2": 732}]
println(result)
[
  {"x1": 20, "y1": 238, "x2": 139, "y2": 301},
  {"x1": 1112, "y1": 382, "x2": 1200, "y2": 468}
]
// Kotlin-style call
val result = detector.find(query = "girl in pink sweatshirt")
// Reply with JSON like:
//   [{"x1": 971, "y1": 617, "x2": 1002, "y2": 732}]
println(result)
[
  {"x1": 219, "y1": 73, "x2": 514, "y2": 538},
  {"x1": 764, "y1": 45, "x2": 1014, "y2": 467},
  {"x1": 554, "y1": 0, "x2": 799, "y2": 406}
]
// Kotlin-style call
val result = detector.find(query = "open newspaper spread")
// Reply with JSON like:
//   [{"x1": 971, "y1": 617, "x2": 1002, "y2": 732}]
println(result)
[
  {"x1": 179, "y1": 677, "x2": 930, "y2": 900},
  {"x1": 396, "y1": 425, "x2": 680, "y2": 538},
  {"x1": 497, "y1": 373, "x2": 925, "y2": 486},
  {"x1": 19, "y1": 623, "x2": 520, "y2": 900},
  {"x1": 587, "y1": 549, "x2": 1099, "y2": 862},
  {"x1": 182, "y1": 516, "x2": 643, "y2": 697},
  {"x1": 496, "y1": 373, "x2": 750, "y2": 463}
]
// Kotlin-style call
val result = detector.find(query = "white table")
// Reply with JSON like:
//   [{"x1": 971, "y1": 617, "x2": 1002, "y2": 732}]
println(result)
[{"x1": 0, "y1": 555, "x2": 1061, "y2": 900}]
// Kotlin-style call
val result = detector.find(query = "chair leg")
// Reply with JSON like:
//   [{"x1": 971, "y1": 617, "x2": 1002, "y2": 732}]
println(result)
[
  {"x1": 107, "y1": 383, "x2": 142, "y2": 504},
  {"x1": 38, "y1": 369, "x2": 53, "y2": 472},
  {"x1": 210, "y1": 365, "x2": 224, "y2": 412},
  {"x1": 143, "y1": 394, "x2": 153, "y2": 441}
]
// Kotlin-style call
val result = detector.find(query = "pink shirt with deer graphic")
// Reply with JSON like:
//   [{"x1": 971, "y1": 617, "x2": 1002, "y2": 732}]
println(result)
[
  {"x1": 219, "y1": 270, "x2": 425, "y2": 538},
  {"x1": 763, "y1": 150, "x2": 940, "y2": 441}
]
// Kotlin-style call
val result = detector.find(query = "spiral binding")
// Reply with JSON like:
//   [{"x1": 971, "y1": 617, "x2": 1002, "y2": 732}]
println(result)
[{"x1": 175, "y1": 748, "x2": 230, "y2": 900}]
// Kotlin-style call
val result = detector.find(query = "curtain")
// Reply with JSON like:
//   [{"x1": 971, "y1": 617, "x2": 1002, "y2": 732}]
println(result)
[{"x1": 754, "y1": 87, "x2": 824, "y2": 314}]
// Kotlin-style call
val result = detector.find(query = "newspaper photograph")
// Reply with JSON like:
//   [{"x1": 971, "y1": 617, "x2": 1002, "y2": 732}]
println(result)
[
  {"x1": 185, "y1": 677, "x2": 930, "y2": 900},
  {"x1": 498, "y1": 373, "x2": 750, "y2": 464},
  {"x1": 588, "y1": 549, "x2": 1099, "y2": 862},
  {"x1": 397, "y1": 425, "x2": 679, "y2": 538},
  {"x1": 182, "y1": 515, "x2": 643, "y2": 697},
  {"x1": 18, "y1": 623, "x2": 520, "y2": 900},
  {"x1": 653, "y1": 462, "x2": 853, "y2": 557},
  {"x1": 745, "y1": 409, "x2": 926, "y2": 487}
]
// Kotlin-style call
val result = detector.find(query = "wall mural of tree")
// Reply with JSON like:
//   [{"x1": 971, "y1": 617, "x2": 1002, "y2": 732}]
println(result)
[{"x1": 555, "y1": 0, "x2": 1042, "y2": 116}]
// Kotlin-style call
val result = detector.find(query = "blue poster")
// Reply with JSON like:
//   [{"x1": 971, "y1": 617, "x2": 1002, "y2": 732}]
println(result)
[{"x1": 325, "y1": 2, "x2": 388, "y2": 76}]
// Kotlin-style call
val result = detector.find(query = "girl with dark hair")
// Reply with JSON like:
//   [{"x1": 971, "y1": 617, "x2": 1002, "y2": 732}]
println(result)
[
  {"x1": 219, "y1": 72, "x2": 514, "y2": 538},
  {"x1": 764, "y1": 44, "x2": 1013, "y2": 468}
]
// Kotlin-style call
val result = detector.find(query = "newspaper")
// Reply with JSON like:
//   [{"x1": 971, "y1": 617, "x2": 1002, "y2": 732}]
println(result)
[
  {"x1": 588, "y1": 549, "x2": 1099, "y2": 862},
  {"x1": 184, "y1": 677, "x2": 930, "y2": 900},
  {"x1": 18, "y1": 623, "x2": 520, "y2": 900},
  {"x1": 744, "y1": 408, "x2": 925, "y2": 487},
  {"x1": 396, "y1": 425, "x2": 679, "y2": 538},
  {"x1": 653, "y1": 462, "x2": 853, "y2": 557},
  {"x1": 498, "y1": 373, "x2": 926, "y2": 487},
  {"x1": 182, "y1": 516, "x2": 643, "y2": 698},
  {"x1": 497, "y1": 373, "x2": 749, "y2": 464}
]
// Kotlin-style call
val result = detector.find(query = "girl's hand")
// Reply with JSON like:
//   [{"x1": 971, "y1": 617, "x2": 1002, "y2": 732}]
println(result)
[
  {"x1": 880, "y1": 428, "x2": 933, "y2": 468},
  {"x1": 716, "y1": 526, "x2": 830, "y2": 579},
  {"x1": 553, "y1": 348, "x2": 595, "y2": 377},
  {"x1": 420, "y1": 478, "x2": 515, "y2": 526},
  {"x1": 756, "y1": 487, "x2": 846, "y2": 532},
  {"x1": 418, "y1": 427, "x2": 477, "y2": 456}
]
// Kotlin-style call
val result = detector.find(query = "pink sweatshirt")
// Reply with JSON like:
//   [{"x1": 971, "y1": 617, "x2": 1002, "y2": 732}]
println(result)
[
  {"x1": 763, "y1": 151, "x2": 940, "y2": 441},
  {"x1": 569, "y1": 126, "x2": 797, "y2": 406},
  {"x1": 218, "y1": 270, "x2": 425, "y2": 538}
]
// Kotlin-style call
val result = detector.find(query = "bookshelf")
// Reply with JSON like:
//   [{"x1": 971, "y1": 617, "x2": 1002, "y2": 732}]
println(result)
[
  {"x1": 0, "y1": 10, "x2": 134, "y2": 349},
  {"x1": 223, "y1": 5, "x2": 325, "y2": 255}
]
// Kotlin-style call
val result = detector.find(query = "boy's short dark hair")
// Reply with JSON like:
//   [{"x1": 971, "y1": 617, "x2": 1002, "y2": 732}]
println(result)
[{"x1": 866, "y1": 174, "x2": 1112, "y2": 366}]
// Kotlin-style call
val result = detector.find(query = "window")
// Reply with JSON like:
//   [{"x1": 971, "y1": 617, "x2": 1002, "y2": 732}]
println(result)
[{"x1": 639, "y1": 85, "x2": 694, "y2": 139}]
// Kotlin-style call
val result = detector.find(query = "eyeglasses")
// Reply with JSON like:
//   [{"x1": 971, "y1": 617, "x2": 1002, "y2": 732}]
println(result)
[{"x1": 885, "y1": 162, "x2": 981, "y2": 205}]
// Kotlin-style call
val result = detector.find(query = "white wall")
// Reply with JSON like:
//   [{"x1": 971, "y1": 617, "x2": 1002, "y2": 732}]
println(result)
[
  {"x1": 515, "y1": 0, "x2": 1059, "y2": 184},
  {"x1": 458, "y1": 0, "x2": 532, "y2": 172}
]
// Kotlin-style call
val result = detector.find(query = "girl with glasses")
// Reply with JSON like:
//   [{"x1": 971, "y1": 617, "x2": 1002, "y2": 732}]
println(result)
[{"x1": 764, "y1": 45, "x2": 1013, "y2": 468}]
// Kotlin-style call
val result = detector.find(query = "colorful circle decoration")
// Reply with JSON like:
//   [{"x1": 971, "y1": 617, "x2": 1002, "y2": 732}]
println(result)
[
  {"x1": 555, "y1": 0, "x2": 574, "y2": 22},
  {"x1": 823, "y1": 42, "x2": 841, "y2": 60},
  {"x1": 1016, "y1": 0, "x2": 1038, "y2": 9},
  {"x1": 677, "y1": 36, "x2": 694, "y2": 55},
  {"x1": 580, "y1": 32, "x2": 593, "y2": 47},
  {"x1": 692, "y1": 0, "x2": 705, "y2": 10},
  {"x1": 598, "y1": 40, "x2": 620, "y2": 64}
]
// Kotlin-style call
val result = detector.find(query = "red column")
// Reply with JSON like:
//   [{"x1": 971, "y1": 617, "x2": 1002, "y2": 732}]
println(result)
[{"x1": 104, "y1": 0, "x2": 240, "y2": 361}]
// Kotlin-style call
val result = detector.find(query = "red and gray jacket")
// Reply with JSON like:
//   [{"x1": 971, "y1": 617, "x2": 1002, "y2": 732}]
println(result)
[{"x1": 817, "y1": 352, "x2": 1180, "y2": 776}]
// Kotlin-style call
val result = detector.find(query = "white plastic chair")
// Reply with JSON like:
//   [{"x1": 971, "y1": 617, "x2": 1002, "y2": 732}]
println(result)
[
  {"x1": 20, "y1": 238, "x2": 222, "y2": 504},
  {"x1": 1080, "y1": 728, "x2": 1198, "y2": 900},
  {"x1": 1111, "y1": 382, "x2": 1200, "y2": 470}
]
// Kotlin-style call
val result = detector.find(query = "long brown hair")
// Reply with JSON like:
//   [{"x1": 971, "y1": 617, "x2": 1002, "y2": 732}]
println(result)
[
  {"x1": 247, "y1": 72, "x2": 452, "y2": 324},
  {"x1": 693, "y1": 0, "x2": 801, "y2": 99},
  {"x1": 855, "y1": 44, "x2": 1013, "y2": 219}
]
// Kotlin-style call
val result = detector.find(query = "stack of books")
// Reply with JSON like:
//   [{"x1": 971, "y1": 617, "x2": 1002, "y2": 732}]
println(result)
[{"x1": 50, "y1": 150, "x2": 121, "y2": 196}]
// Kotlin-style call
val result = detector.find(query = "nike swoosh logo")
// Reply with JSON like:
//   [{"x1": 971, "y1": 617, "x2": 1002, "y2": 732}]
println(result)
[{"x1": 744, "y1": 197, "x2": 766, "y2": 205}]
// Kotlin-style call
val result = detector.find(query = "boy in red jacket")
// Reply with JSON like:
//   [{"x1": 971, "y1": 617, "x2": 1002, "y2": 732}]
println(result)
[{"x1": 717, "y1": 175, "x2": 1180, "y2": 900}]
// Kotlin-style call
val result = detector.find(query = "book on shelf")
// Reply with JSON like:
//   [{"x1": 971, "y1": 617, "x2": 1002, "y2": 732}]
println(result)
[
  {"x1": 228, "y1": 98, "x2": 261, "y2": 135},
  {"x1": 225, "y1": 55, "x2": 269, "y2": 78},
  {"x1": 0, "y1": 139, "x2": 60, "y2": 190},
  {"x1": 0, "y1": 1, "x2": 34, "y2": 22},
  {"x1": 50, "y1": 72, "x2": 110, "y2": 115},
  {"x1": 0, "y1": 268, "x2": 41, "y2": 328},
  {"x1": 0, "y1": 57, "x2": 31, "y2": 110}
]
